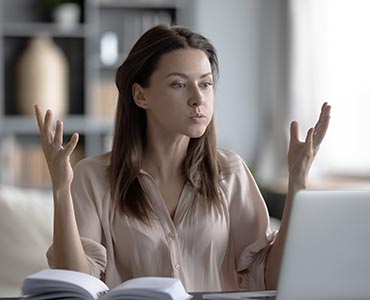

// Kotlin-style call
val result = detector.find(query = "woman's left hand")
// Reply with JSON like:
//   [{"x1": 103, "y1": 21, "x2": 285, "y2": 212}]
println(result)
[{"x1": 287, "y1": 102, "x2": 331, "y2": 188}]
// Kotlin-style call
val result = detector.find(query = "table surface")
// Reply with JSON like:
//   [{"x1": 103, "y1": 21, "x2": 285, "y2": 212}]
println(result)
[
  {"x1": 0, "y1": 291, "x2": 263, "y2": 300},
  {"x1": 0, "y1": 293, "x2": 227, "y2": 300},
  {"x1": 0, "y1": 292, "x2": 219, "y2": 300},
  {"x1": 1, "y1": 293, "x2": 203, "y2": 300}
]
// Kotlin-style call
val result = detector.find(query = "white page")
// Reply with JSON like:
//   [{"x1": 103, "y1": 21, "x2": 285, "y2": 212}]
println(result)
[
  {"x1": 22, "y1": 269, "x2": 109, "y2": 300},
  {"x1": 101, "y1": 277, "x2": 192, "y2": 300}
]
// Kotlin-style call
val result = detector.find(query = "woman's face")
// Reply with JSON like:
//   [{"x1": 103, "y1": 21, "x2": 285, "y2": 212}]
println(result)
[{"x1": 140, "y1": 48, "x2": 214, "y2": 139}]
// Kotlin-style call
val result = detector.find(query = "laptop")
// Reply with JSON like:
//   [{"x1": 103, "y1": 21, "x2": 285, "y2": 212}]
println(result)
[{"x1": 203, "y1": 189, "x2": 370, "y2": 300}]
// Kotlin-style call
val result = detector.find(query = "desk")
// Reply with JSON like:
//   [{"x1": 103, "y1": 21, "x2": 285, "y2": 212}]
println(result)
[
  {"x1": 0, "y1": 293, "x2": 215, "y2": 300},
  {"x1": 2, "y1": 290, "x2": 258, "y2": 300},
  {"x1": 192, "y1": 292, "x2": 209, "y2": 300},
  {"x1": 0, "y1": 293, "x2": 235, "y2": 300},
  {"x1": 4, "y1": 296, "x2": 208, "y2": 300}
]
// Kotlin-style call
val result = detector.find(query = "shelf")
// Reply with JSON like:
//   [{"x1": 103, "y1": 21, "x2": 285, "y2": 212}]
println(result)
[
  {"x1": 0, "y1": 116, "x2": 114, "y2": 135},
  {"x1": 89, "y1": 53, "x2": 128, "y2": 70},
  {"x1": 3, "y1": 22, "x2": 87, "y2": 38},
  {"x1": 0, "y1": 0, "x2": 176, "y2": 187},
  {"x1": 97, "y1": 0, "x2": 176, "y2": 9}
]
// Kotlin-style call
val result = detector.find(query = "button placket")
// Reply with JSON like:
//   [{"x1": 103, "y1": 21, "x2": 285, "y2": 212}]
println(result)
[
  {"x1": 142, "y1": 174, "x2": 184, "y2": 278},
  {"x1": 167, "y1": 231, "x2": 180, "y2": 273}
]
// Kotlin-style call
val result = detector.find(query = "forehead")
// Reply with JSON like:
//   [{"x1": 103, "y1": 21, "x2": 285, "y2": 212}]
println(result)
[{"x1": 154, "y1": 48, "x2": 212, "y2": 77}]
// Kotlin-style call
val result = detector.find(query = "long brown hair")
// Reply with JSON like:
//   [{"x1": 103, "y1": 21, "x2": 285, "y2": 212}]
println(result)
[{"x1": 109, "y1": 25, "x2": 221, "y2": 222}]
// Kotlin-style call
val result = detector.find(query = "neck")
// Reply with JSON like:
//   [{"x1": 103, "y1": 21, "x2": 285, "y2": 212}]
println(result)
[{"x1": 143, "y1": 133, "x2": 190, "y2": 183}]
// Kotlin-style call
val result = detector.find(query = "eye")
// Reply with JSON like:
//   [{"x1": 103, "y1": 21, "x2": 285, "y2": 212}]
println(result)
[
  {"x1": 171, "y1": 82, "x2": 186, "y2": 89},
  {"x1": 200, "y1": 81, "x2": 213, "y2": 89}
]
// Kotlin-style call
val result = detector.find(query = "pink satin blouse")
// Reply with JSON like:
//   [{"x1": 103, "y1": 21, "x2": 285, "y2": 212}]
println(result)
[{"x1": 47, "y1": 149, "x2": 276, "y2": 292}]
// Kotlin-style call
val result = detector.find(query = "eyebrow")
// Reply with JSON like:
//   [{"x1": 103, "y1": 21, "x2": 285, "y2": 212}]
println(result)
[{"x1": 166, "y1": 72, "x2": 213, "y2": 79}]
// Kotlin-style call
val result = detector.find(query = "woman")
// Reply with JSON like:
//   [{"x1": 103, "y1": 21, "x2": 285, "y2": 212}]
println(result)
[{"x1": 35, "y1": 25, "x2": 331, "y2": 292}]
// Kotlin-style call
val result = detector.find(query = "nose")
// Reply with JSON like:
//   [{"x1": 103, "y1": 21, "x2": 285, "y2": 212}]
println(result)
[{"x1": 188, "y1": 84, "x2": 204, "y2": 107}]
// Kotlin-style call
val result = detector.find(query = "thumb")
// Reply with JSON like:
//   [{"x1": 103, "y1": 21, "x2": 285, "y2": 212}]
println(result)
[
  {"x1": 290, "y1": 121, "x2": 299, "y2": 145},
  {"x1": 64, "y1": 132, "x2": 79, "y2": 156}
]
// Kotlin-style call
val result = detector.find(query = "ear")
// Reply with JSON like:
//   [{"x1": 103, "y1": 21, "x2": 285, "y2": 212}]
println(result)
[{"x1": 132, "y1": 83, "x2": 149, "y2": 109}]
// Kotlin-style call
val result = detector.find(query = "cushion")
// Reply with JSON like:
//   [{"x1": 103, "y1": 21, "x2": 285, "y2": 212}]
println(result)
[{"x1": 0, "y1": 185, "x2": 53, "y2": 297}]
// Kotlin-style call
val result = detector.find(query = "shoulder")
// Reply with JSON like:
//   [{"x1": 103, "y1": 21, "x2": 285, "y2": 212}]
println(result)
[
  {"x1": 71, "y1": 153, "x2": 111, "y2": 216},
  {"x1": 71, "y1": 153, "x2": 111, "y2": 203},
  {"x1": 73, "y1": 152, "x2": 110, "y2": 180},
  {"x1": 217, "y1": 149, "x2": 258, "y2": 197},
  {"x1": 217, "y1": 150, "x2": 263, "y2": 208},
  {"x1": 217, "y1": 149, "x2": 249, "y2": 178}
]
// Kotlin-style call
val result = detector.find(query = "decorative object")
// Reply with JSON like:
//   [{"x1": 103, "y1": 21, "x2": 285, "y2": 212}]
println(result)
[
  {"x1": 100, "y1": 31, "x2": 119, "y2": 66},
  {"x1": 43, "y1": 0, "x2": 81, "y2": 31},
  {"x1": 16, "y1": 35, "x2": 69, "y2": 117},
  {"x1": 53, "y1": 2, "x2": 81, "y2": 31}
]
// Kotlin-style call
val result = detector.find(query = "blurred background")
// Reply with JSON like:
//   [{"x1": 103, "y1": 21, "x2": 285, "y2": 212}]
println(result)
[{"x1": 1, "y1": 0, "x2": 370, "y2": 195}]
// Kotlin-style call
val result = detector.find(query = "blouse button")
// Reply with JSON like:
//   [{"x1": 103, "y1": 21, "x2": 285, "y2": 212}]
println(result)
[
  {"x1": 168, "y1": 232, "x2": 175, "y2": 239},
  {"x1": 175, "y1": 264, "x2": 181, "y2": 270}
]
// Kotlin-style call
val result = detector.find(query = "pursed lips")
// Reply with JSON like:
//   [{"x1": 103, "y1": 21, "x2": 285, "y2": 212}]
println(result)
[
  {"x1": 190, "y1": 113, "x2": 206, "y2": 122},
  {"x1": 191, "y1": 112, "x2": 206, "y2": 118}
]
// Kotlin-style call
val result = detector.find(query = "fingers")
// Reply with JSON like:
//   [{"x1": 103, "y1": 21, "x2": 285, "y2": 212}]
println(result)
[
  {"x1": 321, "y1": 101, "x2": 328, "y2": 112},
  {"x1": 35, "y1": 105, "x2": 44, "y2": 130},
  {"x1": 313, "y1": 102, "x2": 331, "y2": 147},
  {"x1": 321, "y1": 102, "x2": 331, "y2": 115},
  {"x1": 291, "y1": 102, "x2": 331, "y2": 147},
  {"x1": 44, "y1": 109, "x2": 54, "y2": 144},
  {"x1": 64, "y1": 132, "x2": 79, "y2": 155},
  {"x1": 305, "y1": 127, "x2": 314, "y2": 146},
  {"x1": 291, "y1": 124, "x2": 314, "y2": 147},
  {"x1": 35, "y1": 105, "x2": 54, "y2": 147},
  {"x1": 34, "y1": 106, "x2": 79, "y2": 156},
  {"x1": 317, "y1": 102, "x2": 331, "y2": 124},
  {"x1": 54, "y1": 120, "x2": 63, "y2": 148},
  {"x1": 35, "y1": 106, "x2": 56, "y2": 146},
  {"x1": 290, "y1": 121, "x2": 299, "y2": 144}
]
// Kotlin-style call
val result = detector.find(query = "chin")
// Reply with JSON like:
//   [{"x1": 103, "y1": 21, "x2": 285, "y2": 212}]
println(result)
[
  {"x1": 187, "y1": 128, "x2": 208, "y2": 138},
  {"x1": 183, "y1": 122, "x2": 210, "y2": 138}
]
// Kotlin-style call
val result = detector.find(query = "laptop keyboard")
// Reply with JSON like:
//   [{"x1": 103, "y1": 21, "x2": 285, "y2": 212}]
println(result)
[{"x1": 240, "y1": 296, "x2": 276, "y2": 300}]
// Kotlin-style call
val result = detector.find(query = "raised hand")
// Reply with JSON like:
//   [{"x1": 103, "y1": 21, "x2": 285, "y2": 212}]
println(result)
[
  {"x1": 35, "y1": 105, "x2": 79, "y2": 189},
  {"x1": 287, "y1": 102, "x2": 331, "y2": 188}
]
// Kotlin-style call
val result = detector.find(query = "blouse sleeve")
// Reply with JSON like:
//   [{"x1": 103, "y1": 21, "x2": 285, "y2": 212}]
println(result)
[
  {"x1": 223, "y1": 153, "x2": 278, "y2": 291},
  {"x1": 46, "y1": 158, "x2": 108, "y2": 278}
]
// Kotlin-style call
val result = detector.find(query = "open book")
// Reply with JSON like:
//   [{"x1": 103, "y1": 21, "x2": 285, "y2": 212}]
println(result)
[{"x1": 22, "y1": 269, "x2": 192, "y2": 300}]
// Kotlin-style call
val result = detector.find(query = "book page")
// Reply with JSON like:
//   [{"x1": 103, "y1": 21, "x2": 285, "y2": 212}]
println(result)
[
  {"x1": 101, "y1": 277, "x2": 192, "y2": 300},
  {"x1": 22, "y1": 269, "x2": 109, "y2": 300}
]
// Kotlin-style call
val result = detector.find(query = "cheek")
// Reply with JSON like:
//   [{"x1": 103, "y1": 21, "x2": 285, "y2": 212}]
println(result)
[
  {"x1": 208, "y1": 99, "x2": 214, "y2": 112},
  {"x1": 206, "y1": 94, "x2": 214, "y2": 114}
]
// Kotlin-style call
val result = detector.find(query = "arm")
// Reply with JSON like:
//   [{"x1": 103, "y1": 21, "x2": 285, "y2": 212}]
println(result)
[
  {"x1": 264, "y1": 102, "x2": 331, "y2": 289},
  {"x1": 35, "y1": 105, "x2": 89, "y2": 273}
]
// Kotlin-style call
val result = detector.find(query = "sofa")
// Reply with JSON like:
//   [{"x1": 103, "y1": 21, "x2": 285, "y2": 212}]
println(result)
[{"x1": 0, "y1": 185, "x2": 53, "y2": 297}]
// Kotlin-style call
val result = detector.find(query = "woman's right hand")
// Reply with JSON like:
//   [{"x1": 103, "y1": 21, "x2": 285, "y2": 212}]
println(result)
[
  {"x1": 36, "y1": 105, "x2": 90, "y2": 272},
  {"x1": 35, "y1": 105, "x2": 79, "y2": 189}
]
